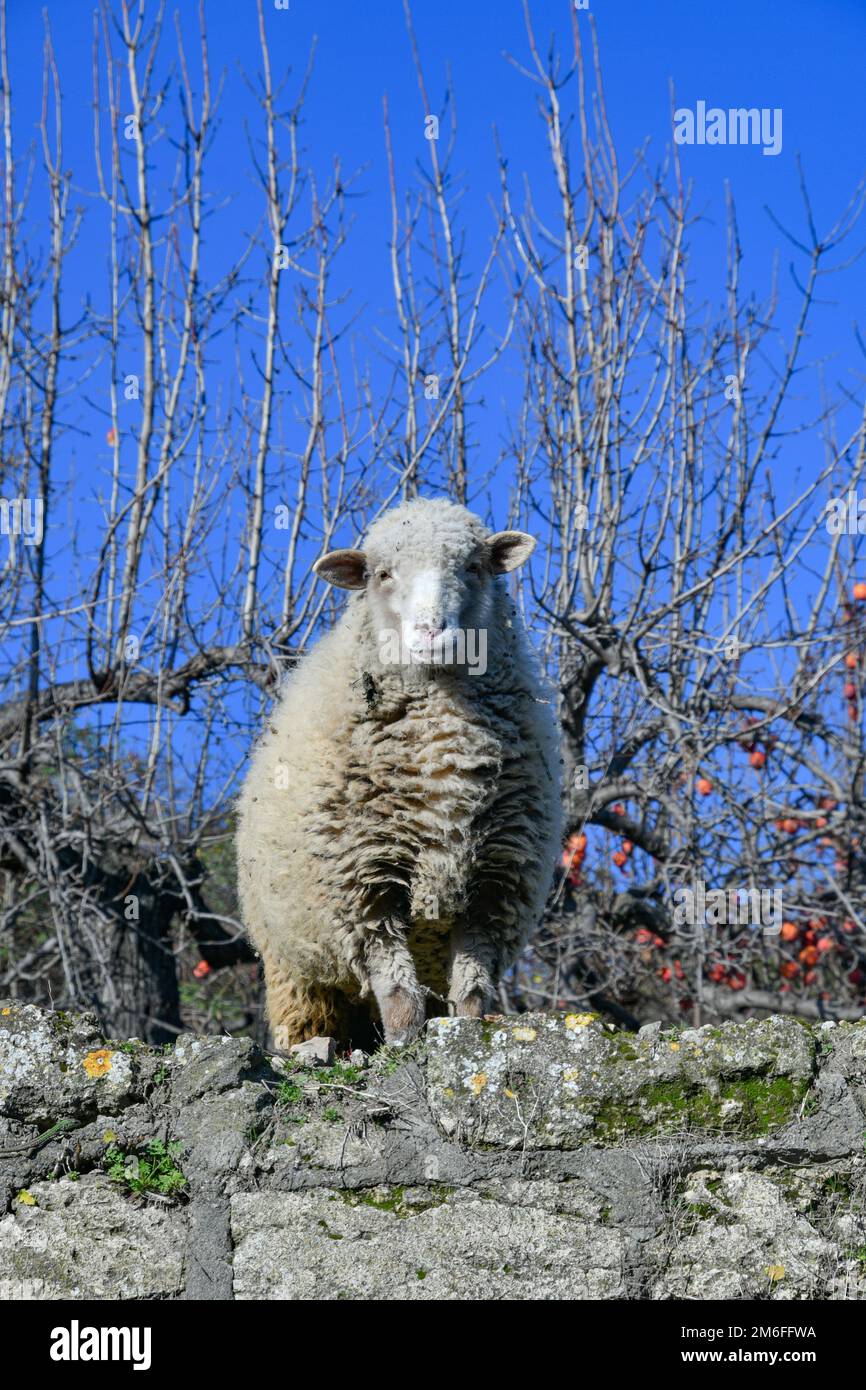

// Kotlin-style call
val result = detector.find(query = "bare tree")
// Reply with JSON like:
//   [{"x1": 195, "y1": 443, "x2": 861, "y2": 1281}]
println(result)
[
  {"x1": 501, "y1": 9, "x2": 866, "y2": 1029},
  {"x1": 0, "y1": 0, "x2": 371, "y2": 1039},
  {"x1": 2, "y1": 0, "x2": 866, "y2": 1043}
]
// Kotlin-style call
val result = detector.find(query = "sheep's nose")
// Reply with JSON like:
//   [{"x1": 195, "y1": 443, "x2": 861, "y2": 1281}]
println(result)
[{"x1": 416, "y1": 622, "x2": 445, "y2": 638}]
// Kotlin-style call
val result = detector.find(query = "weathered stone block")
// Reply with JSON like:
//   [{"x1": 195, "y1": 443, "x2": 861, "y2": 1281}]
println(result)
[{"x1": 425, "y1": 1012, "x2": 815, "y2": 1147}]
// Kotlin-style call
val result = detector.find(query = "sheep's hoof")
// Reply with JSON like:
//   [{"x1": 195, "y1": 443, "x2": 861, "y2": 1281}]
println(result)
[
  {"x1": 380, "y1": 988, "x2": 424, "y2": 1045},
  {"x1": 382, "y1": 1022, "x2": 423, "y2": 1048},
  {"x1": 452, "y1": 991, "x2": 487, "y2": 1019}
]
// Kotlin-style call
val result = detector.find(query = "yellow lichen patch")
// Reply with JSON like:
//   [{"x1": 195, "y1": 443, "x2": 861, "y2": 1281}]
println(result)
[
  {"x1": 504, "y1": 1088, "x2": 517, "y2": 1100},
  {"x1": 17, "y1": 1190, "x2": 36, "y2": 1206},
  {"x1": 102, "y1": 1130, "x2": 117, "y2": 1145},
  {"x1": 766, "y1": 1264, "x2": 785, "y2": 1282},
  {"x1": 564, "y1": 1013, "x2": 598, "y2": 1030},
  {"x1": 562, "y1": 1069, "x2": 581, "y2": 1083},
  {"x1": 1, "y1": 1007, "x2": 10, "y2": 1015},
  {"x1": 442, "y1": 1087, "x2": 455, "y2": 1100},
  {"x1": 670, "y1": 1042, "x2": 681, "y2": 1052},
  {"x1": 512, "y1": 1026, "x2": 537, "y2": 1042},
  {"x1": 469, "y1": 1072, "x2": 488, "y2": 1096},
  {"x1": 82, "y1": 1048, "x2": 114, "y2": 1078}
]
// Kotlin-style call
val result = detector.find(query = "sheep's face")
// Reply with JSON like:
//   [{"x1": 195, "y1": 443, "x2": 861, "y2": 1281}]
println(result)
[{"x1": 314, "y1": 528, "x2": 535, "y2": 669}]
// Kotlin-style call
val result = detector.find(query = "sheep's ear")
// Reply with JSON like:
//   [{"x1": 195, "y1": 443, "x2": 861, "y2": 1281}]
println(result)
[
  {"x1": 486, "y1": 530, "x2": 536, "y2": 573},
  {"x1": 313, "y1": 548, "x2": 367, "y2": 590}
]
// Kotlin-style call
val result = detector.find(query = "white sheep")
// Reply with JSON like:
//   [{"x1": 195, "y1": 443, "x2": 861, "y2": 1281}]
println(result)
[{"x1": 236, "y1": 498, "x2": 563, "y2": 1047}]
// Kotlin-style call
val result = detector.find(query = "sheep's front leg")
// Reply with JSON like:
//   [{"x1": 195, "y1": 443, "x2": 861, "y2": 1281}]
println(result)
[
  {"x1": 448, "y1": 925, "x2": 499, "y2": 1018},
  {"x1": 364, "y1": 926, "x2": 426, "y2": 1045}
]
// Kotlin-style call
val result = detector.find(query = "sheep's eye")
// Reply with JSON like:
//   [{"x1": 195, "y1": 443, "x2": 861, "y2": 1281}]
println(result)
[
  {"x1": 466, "y1": 562, "x2": 482, "y2": 578},
  {"x1": 377, "y1": 569, "x2": 392, "y2": 582}
]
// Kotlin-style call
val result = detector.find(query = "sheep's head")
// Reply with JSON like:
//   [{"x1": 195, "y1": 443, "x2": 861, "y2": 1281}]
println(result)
[{"x1": 313, "y1": 500, "x2": 535, "y2": 671}]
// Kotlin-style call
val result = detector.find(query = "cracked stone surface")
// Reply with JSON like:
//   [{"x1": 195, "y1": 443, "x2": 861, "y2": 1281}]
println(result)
[
  {"x1": 1, "y1": 1000, "x2": 865, "y2": 1300},
  {"x1": 0, "y1": 1175, "x2": 186, "y2": 1300}
]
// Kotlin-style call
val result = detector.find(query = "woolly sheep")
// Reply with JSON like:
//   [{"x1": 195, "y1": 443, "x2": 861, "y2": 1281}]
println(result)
[{"x1": 236, "y1": 498, "x2": 563, "y2": 1047}]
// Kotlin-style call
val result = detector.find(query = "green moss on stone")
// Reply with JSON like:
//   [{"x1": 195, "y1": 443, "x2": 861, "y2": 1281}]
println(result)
[
  {"x1": 591, "y1": 1073, "x2": 807, "y2": 1142},
  {"x1": 334, "y1": 1184, "x2": 454, "y2": 1217},
  {"x1": 611, "y1": 1037, "x2": 640, "y2": 1062}
]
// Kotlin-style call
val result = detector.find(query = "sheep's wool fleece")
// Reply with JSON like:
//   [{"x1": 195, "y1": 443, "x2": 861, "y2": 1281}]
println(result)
[{"x1": 237, "y1": 499, "x2": 563, "y2": 1015}]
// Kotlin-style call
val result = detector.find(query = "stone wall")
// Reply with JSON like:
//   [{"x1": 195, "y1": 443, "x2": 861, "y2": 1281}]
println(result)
[{"x1": 1, "y1": 1001, "x2": 865, "y2": 1300}]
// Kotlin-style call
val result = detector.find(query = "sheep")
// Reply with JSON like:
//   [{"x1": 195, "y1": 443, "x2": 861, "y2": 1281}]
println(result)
[{"x1": 236, "y1": 497, "x2": 563, "y2": 1048}]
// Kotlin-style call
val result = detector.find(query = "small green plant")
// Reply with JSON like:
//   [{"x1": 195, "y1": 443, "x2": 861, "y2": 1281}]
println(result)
[
  {"x1": 372, "y1": 1040, "x2": 422, "y2": 1076},
  {"x1": 276, "y1": 1080, "x2": 303, "y2": 1106},
  {"x1": 105, "y1": 1140, "x2": 187, "y2": 1199},
  {"x1": 323, "y1": 1106, "x2": 341, "y2": 1123},
  {"x1": 316, "y1": 1062, "x2": 361, "y2": 1086}
]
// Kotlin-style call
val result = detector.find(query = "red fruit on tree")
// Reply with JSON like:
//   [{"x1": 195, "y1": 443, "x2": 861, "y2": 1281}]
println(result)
[
  {"x1": 845, "y1": 652, "x2": 859, "y2": 669},
  {"x1": 748, "y1": 749, "x2": 766, "y2": 769},
  {"x1": 854, "y1": 582, "x2": 866, "y2": 601},
  {"x1": 696, "y1": 777, "x2": 713, "y2": 796}
]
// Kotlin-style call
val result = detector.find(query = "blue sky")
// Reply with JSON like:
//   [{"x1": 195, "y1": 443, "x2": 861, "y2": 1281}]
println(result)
[
  {"x1": 7, "y1": 0, "x2": 866, "y2": 520},
  {"x1": 5, "y1": 0, "x2": 866, "y2": 792}
]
